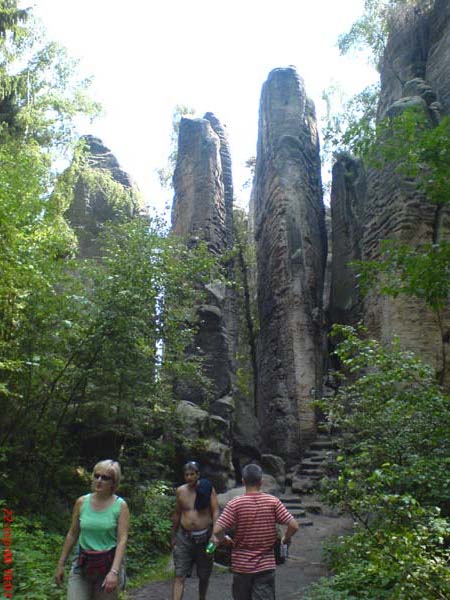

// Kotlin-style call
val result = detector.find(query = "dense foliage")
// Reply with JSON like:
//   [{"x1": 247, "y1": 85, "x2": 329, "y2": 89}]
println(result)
[
  {"x1": 0, "y1": 3, "x2": 219, "y2": 597},
  {"x1": 307, "y1": 325, "x2": 450, "y2": 599},
  {"x1": 316, "y1": 1, "x2": 450, "y2": 597}
]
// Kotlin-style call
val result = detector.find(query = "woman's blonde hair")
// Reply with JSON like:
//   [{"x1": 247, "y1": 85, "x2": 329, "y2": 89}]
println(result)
[{"x1": 92, "y1": 459, "x2": 122, "y2": 491}]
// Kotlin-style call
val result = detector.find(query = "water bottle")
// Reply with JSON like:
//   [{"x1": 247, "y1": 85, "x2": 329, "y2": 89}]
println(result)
[{"x1": 205, "y1": 541, "x2": 216, "y2": 554}]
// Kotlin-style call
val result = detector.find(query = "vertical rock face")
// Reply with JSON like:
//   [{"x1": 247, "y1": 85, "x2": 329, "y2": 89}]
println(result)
[
  {"x1": 172, "y1": 118, "x2": 226, "y2": 254},
  {"x1": 378, "y1": 0, "x2": 450, "y2": 119},
  {"x1": 203, "y1": 112, "x2": 239, "y2": 390},
  {"x1": 359, "y1": 0, "x2": 450, "y2": 386},
  {"x1": 252, "y1": 67, "x2": 327, "y2": 464},
  {"x1": 204, "y1": 112, "x2": 234, "y2": 249},
  {"x1": 426, "y1": 0, "x2": 450, "y2": 114},
  {"x1": 172, "y1": 113, "x2": 234, "y2": 491},
  {"x1": 172, "y1": 117, "x2": 234, "y2": 404},
  {"x1": 65, "y1": 135, "x2": 138, "y2": 257},
  {"x1": 204, "y1": 113, "x2": 261, "y2": 470},
  {"x1": 171, "y1": 115, "x2": 239, "y2": 489},
  {"x1": 329, "y1": 155, "x2": 366, "y2": 326}
]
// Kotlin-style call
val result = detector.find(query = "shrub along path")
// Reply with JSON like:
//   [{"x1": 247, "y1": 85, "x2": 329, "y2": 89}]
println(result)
[{"x1": 127, "y1": 494, "x2": 353, "y2": 600}]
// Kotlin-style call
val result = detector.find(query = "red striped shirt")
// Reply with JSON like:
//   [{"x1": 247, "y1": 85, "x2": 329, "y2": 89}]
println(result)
[{"x1": 216, "y1": 492, "x2": 293, "y2": 573}]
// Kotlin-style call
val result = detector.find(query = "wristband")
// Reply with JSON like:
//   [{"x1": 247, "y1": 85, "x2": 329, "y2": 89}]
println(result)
[{"x1": 110, "y1": 568, "x2": 119, "y2": 576}]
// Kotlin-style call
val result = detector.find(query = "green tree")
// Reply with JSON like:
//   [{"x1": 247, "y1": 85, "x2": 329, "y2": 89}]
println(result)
[
  {"x1": 309, "y1": 325, "x2": 450, "y2": 600},
  {"x1": 156, "y1": 104, "x2": 196, "y2": 190},
  {"x1": 0, "y1": 10, "x2": 100, "y2": 149},
  {"x1": 338, "y1": 0, "x2": 431, "y2": 69},
  {"x1": 0, "y1": 0, "x2": 28, "y2": 38}
]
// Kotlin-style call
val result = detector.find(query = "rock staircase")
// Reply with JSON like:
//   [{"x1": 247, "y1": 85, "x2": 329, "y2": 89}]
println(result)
[
  {"x1": 287, "y1": 433, "x2": 339, "y2": 495},
  {"x1": 279, "y1": 433, "x2": 339, "y2": 525},
  {"x1": 278, "y1": 494, "x2": 314, "y2": 527}
]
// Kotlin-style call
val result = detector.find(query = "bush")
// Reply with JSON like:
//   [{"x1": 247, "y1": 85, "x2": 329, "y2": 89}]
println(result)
[
  {"x1": 3, "y1": 506, "x2": 66, "y2": 599},
  {"x1": 313, "y1": 325, "x2": 450, "y2": 599},
  {"x1": 126, "y1": 481, "x2": 175, "y2": 578}
]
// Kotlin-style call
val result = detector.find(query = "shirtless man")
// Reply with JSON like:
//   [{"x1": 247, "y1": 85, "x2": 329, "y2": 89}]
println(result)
[{"x1": 171, "y1": 461, "x2": 219, "y2": 600}]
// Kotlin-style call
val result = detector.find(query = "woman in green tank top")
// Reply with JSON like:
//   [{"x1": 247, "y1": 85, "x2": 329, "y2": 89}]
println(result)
[{"x1": 55, "y1": 459, "x2": 130, "y2": 599}]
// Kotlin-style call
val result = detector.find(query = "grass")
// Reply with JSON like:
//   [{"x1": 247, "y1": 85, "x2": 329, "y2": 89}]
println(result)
[{"x1": 123, "y1": 553, "x2": 173, "y2": 596}]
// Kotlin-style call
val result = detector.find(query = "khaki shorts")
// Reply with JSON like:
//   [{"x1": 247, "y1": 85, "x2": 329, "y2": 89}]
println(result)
[{"x1": 173, "y1": 528, "x2": 213, "y2": 579}]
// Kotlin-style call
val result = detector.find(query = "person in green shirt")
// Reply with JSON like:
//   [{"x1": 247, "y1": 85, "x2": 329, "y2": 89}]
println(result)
[{"x1": 55, "y1": 459, "x2": 130, "y2": 599}]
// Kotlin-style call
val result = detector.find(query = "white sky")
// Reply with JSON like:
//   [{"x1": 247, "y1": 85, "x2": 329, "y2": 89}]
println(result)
[{"x1": 25, "y1": 0, "x2": 378, "y2": 213}]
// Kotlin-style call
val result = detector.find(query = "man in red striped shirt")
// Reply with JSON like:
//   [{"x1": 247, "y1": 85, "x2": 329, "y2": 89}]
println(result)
[{"x1": 211, "y1": 463, "x2": 299, "y2": 599}]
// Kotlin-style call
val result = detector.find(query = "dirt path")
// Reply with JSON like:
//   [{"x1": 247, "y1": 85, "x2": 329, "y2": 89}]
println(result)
[{"x1": 127, "y1": 495, "x2": 353, "y2": 600}]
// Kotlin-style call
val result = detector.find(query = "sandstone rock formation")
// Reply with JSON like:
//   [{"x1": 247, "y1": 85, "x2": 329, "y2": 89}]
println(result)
[
  {"x1": 365, "y1": 1, "x2": 450, "y2": 387},
  {"x1": 172, "y1": 117, "x2": 233, "y2": 405},
  {"x1": 252, "y1": 67, "x2": 327, "y2": 464},
  {"x1": 328, "y1": 155, "x2": 366, "y2": 327},
  {"x1": 65, "y1": 135, "x2": 139, "y2": 257},
  {"x1": 169, "y1": 1, "x2": 450, "y2": 488},
  {"x1": 171, "y1": 115, "x2": 241, "y2": 490},
  {"x1": 378, "y1": 0, "x2": 450, "y2": 120},
  {"x1": 329, "y1": 0, "x2": 450, "y2": 387},
  {"x1": 172, "y1": 117, "x2": 227, "y2": 254}
]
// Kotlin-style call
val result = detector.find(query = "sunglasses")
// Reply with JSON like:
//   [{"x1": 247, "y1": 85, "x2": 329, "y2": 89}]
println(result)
[{"x1": 93, "y1": 473, "x2": 113, "y2": 482}]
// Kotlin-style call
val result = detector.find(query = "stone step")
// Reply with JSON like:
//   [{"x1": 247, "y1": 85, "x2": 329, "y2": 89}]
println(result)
[
  {"x1": 302, "y1": 449, "x2": 331, "y2": 459},
  {"x1": 298, "y1": 469, "x2": 323, "y2": 478},
  {"x1": 291, "y1": 478, "x2": 317, "y2": 494},
  {"x1": 300, "y1": 461, "x2": 325, "y2": 471},
  {"x1": 303, "y1": 502, "x2": 323, "y2": 514},
  {"x1": 298, "y1": 519, "x2": 314, "y2": 527},
  {"x1": 279, "y1": 497, "x2": 303, "y2": 505},
  {"x1": 309, "y1": 440, "x2": 338, "y2": 451},
  {"x1": 288, "y1": 508, "x2": 307, "y2": 518}
]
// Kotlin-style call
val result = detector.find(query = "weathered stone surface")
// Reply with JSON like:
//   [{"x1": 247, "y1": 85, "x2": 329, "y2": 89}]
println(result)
[
  {"x1": 204, "y1": 112, "x2": 234, "y2": 249},
  {"x1": 172, "y1": 118, "x2": 226, "y2": 254},
  {"x1": 171, "y1": 117, "x2": 233, "y2": 404},
  {"x1": 261, "y1": 454, "x2": 286, "y2": 490},
  {"x1": 200, "y1": 439, "x2": 234, "y2": 493},
  {"x1": 210, "y1": 395, "x2": 235, "y2": 420},
  {"x1": 360, "y1": 2, "x2": 450, "y2": 387},
  {"x1": 171, "y1": 115, "x2": 239, "y2": 485},
  {"x1": 378, "y1": 0, "x2": 450, "y2": 119},
  {"x1": 232, "y1": 394, "x2": 262, "y2": 474},
  {"x1": 252, "y1": 67, "x2": 327, "y2": 463},
  {"x1": 329, "y1": 154, "x2": 366, "y2": 326},
  {"x1": 209, "y1": 415, "x2": 230, "y2": 443},
  {"x1": 175, "y1": 401, "x2": 209, "y2": 438},
  {"x1": 65, "y1": 135, "x2": 138, "y2": 257},
  {"x1": 291, "y1": 474, "x2": 315, "y2": 494},
  {"x1": 427, "y1": 0, "x2": 450, "y2": 115}
]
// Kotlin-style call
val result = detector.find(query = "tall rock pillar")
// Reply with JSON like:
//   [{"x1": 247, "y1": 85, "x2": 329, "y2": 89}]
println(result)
[
  {"x1": 171, "y1": 115, "x2": 238, "y2": 489},
  {"x1": 329, "y1": 155, "x2": 366, "y2": 326},
  {"x1": 172, "y1": 116, "x2": 232, "y2": 403},
  {"x1": 253, "y1": 67, "x2": 327, "y2": 464}
]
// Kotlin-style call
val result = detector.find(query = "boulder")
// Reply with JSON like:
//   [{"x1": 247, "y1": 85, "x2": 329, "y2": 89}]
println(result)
[
  {"x1": 175, "y1": 401, "x2": 209, "y2": 438},
  {"x1": 210, "y1": 395, "x2": 235, "y2": 420},
  {"x1": 260, "y1": 454, "x2": 286, "y2": 491}
]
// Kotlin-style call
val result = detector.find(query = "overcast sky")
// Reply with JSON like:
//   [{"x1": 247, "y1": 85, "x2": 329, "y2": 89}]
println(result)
[{"x1": 26, "y1": 0, "x2": 377, "y2": 212}]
